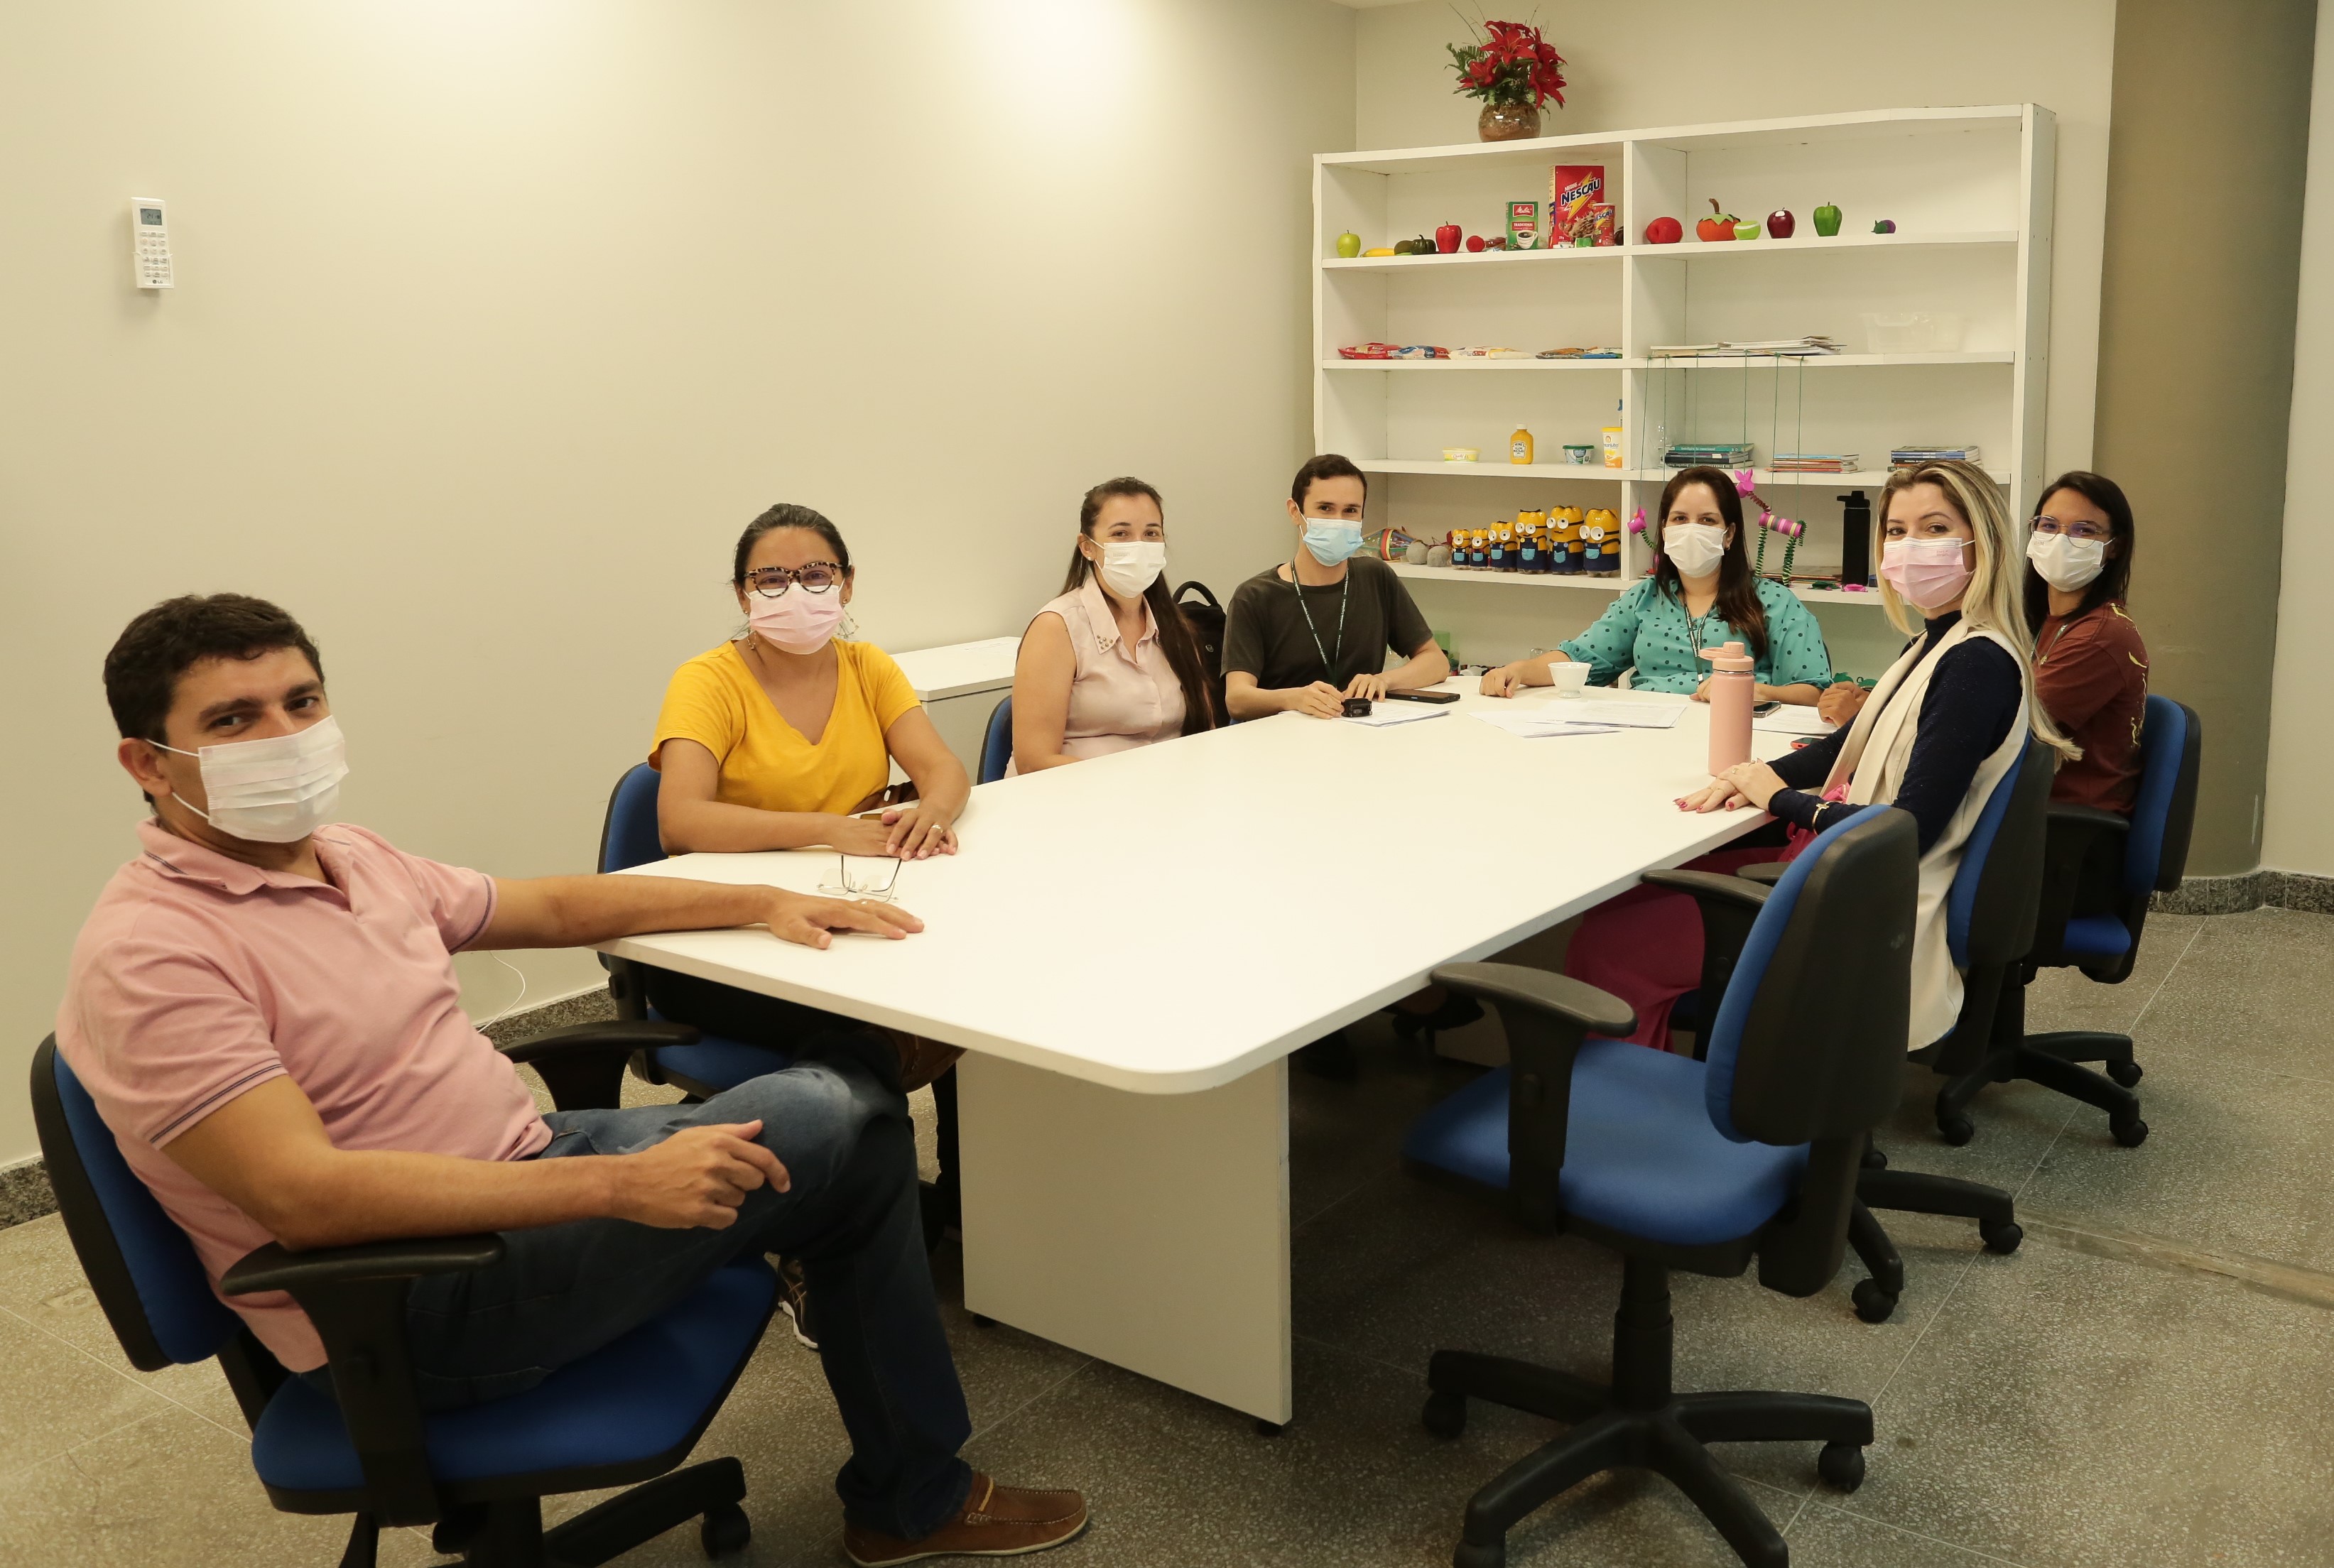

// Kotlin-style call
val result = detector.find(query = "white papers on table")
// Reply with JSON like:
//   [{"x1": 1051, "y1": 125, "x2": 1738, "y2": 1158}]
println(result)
[
  {"x1": 1753, "y1": 705, "x2": 1835, "y2": 736},
  {"x1": 1544, "y1": 699, "x2": 1684, "y2": 729},
  {"x1": 1341, "y1": 702, "x2": 1449, "y2": 727},
  {"x1": 1467, "y1": 709, "x2": 1623, "y2": 739}
]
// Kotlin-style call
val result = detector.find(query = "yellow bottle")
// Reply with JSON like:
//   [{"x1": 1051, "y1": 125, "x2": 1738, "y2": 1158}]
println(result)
[{"x1": 1509, "y1": 425, "x2": 1534, "y2": 465}]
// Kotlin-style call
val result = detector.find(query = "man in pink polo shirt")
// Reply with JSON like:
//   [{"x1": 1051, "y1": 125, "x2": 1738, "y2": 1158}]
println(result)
[{"x1": 55, "y1": 594, "x2": 1086, "y2": 1566}]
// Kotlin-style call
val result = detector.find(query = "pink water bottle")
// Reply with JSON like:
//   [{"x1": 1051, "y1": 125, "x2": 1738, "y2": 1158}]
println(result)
[{"x1": 1698, "y1": 641, "x2": 1755, "y2": 775}]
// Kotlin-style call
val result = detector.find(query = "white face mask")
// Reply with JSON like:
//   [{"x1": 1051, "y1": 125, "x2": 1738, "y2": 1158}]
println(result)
[
  {"x1": 1663, "y1": 523, "x2": 1727, "y2": 578},
  {"x1": 153, "y1": 716, "x2": 348, "y2": 844},
  {"x1": 2027, "y1": 529, "x2": 2107, "y2": 592},
  {"x1": 1095, "y1": 540, "x2": 1166, "y2": 599}
]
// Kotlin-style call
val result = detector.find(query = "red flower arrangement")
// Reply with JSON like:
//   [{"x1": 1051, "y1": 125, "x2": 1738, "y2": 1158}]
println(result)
[{"x1": 1447, "y1": 19, "x2": 1567, "y2": 109}]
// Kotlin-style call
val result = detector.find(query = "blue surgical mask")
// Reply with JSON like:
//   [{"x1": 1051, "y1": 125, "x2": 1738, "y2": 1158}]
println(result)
[{"x1": 1301, "y1": 521, "x2": 1363, "y2": 565}]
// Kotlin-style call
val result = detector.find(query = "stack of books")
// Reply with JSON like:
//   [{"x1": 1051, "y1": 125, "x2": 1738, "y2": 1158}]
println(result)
[
  {"x1": 1890, "y1": 444, "x2": 1981, "y2": 465},
  {"x1": 1771, "y1": 452, "x2": 1862, "y2": 474},
  {"x1": 1664, "y1": 443, "x2": 1754, "y2": 469},
  {"x1": 1648, "y1": 337, "x2": 1844, "y2": 358}
]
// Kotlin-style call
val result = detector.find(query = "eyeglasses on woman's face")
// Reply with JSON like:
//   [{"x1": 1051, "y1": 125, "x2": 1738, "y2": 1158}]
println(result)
[
  {"x1": 744, "y1": 562, "x2": 843, "y2": 597},
  {"x1": 2031, "y1": 515, "x2": 2112, "y2": 542}
]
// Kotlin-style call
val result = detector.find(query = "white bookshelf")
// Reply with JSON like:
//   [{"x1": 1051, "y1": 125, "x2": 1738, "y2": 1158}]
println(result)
[{"x1": 1311, "y1": 105, "x2": 2054, "y2": 603}]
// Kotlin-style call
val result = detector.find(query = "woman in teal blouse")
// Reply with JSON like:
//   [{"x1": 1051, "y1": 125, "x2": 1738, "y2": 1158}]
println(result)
[{"x1": 1480, "y1": 466, "x2": 1830, "y2": 703}]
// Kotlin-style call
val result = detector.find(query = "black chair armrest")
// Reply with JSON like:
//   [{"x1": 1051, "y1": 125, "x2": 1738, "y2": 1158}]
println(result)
[
  {"x1": 221, "y1": 1235, "x2": 504, "y2": 1297},
  {"x1": 223, "y1": 1235, "x2": 506, "y2": 1526},
  {"x1": 1640, "y1": 871, "x2": 1774, "y2": 1058},
  {"x1": 498, "y1": 1020, "x2": 700, "y2": 1112},
  {"x1": 1735, "y1": 861, "x2": 1789, "y2": 886},
  {"x1": 1641, "y1": 869, "x2": 1775, "y2": 910},
  {"x1": 1431, "y1": 964, "x2": 1636, "y2": 1231},
  {"x1": 2048, "y1": 802, "x2": 2132, "y2": 839}
]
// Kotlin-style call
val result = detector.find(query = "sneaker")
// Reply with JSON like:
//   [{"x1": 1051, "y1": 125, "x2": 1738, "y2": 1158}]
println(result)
[
  {"x1": 843, "y1": 1473, "x2": 1087, "y2": 1566},
  {"x1": 776, "y1": 1256, "x2": 818, "y2": 1351},
  {"x1": 890, "y1": 1029, "x2": 965, "y2": 1094}
]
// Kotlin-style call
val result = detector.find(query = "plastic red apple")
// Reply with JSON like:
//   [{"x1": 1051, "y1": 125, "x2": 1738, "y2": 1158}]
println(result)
[
  {"x1": 1766, "y1": 209, "x2": 1796, "y2": 239},
  {"x1": 1644, "y1": 216, "x2": 1683, "y2": 245}
]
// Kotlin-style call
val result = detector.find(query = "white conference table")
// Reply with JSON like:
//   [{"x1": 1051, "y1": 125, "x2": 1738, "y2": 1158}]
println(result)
[{"x1": 600, "y1": 680, "x2": 1807, "y2": 1425}]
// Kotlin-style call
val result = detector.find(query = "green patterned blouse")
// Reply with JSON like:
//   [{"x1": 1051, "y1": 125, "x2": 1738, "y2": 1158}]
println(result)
[{"x1": 1556, "y1": 577, "x2": 1831, "y2": 695}]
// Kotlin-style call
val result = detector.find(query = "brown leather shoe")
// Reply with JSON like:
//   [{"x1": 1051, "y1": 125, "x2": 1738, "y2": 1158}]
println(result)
[
  {"x1": 889, "y1": 1029, "x2": 965, "y2": 1094},
  {"x1": 842, "y1": 1472, "x2": 1087, "y2": 1565}
]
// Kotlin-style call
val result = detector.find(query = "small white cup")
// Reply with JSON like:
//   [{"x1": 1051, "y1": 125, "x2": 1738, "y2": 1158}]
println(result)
[{"x1": 1550, "y1": 663, "x2": 1591, "y2": 697}]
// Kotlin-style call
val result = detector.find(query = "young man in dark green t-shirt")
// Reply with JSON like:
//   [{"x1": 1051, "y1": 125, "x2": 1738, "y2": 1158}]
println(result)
[{"x1": 1220, "y1": 455, "x2": 1448, "y2": 719}]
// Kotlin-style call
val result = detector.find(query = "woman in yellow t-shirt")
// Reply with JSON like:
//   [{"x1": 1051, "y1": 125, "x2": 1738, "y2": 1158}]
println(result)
[
  {"x1": 653, "y1": 504, "x2": 970, "y2": 857},
  {"x1": 650, "y1": 506, "x2": 975, "y2": 1310}
]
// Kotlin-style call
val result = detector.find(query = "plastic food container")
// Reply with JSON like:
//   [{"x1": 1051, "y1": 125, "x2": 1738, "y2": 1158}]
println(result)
[
  {"x1": 1563, "y1": 444, "x2": 1597, "y2": 465},
  {"x1": 1443, "y1": 446, "x2": 1480, "y2": 463},
  {"x1": 1860, "y1": 312, "x2": 1967, "y2": 354}
]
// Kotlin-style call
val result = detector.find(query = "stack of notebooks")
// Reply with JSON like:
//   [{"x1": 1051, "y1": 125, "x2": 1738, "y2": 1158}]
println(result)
[
  {"x1": 1771, "y1": 452, "x2": 1862, "y2": 474},
  {"x1": 1665, "y1": 443, "x2": 1754, "y2": 469},
  {"x1": 1891, "y1": 444, "x2": 1981, "y2": 465},
  {"x1": 1648, "y1": 337, "x2": 1844, "y2": 358}
]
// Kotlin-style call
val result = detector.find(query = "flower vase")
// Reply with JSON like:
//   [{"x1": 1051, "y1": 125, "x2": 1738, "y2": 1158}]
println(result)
[{"x1": 1477, "y1": 102, "x2": 1541, "y2": 142}]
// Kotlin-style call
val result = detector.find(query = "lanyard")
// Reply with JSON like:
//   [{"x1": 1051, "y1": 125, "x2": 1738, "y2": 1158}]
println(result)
[{"x1": 1290, "y1": 561, "x2": 1349, "y2": 679}]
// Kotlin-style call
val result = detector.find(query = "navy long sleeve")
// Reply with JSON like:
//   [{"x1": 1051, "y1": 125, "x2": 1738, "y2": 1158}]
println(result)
[{"x1": 1766, "y1": 614, "x2": 2021, "y2": 854}]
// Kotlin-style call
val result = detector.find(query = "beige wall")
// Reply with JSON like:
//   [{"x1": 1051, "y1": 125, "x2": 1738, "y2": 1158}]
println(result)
[
  {"x1": 2264, "y1": 0, "x2": 2334, "y2": 878},
  {"x1": 0, "y1": 0, "x2": 1356, "y2": 1165},
  {"x1": 2093, "y1": 0, "x2": 2317, "y2": 876}
]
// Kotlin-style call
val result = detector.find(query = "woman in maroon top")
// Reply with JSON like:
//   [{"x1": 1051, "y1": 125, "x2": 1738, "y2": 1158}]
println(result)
[{"x1": 2023, "y1": 471, "x2": 2148, "y2": 815}]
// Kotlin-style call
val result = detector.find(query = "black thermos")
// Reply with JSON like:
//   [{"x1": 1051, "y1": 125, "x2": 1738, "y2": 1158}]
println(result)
[{"x1": 1838, "y1": 489, "x2": 1872, "y2": 586}]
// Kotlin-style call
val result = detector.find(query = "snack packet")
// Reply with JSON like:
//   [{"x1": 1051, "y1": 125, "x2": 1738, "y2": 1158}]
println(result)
[{"x1": 1506, "y1": 200, "x2": 1540, "y2": 251}]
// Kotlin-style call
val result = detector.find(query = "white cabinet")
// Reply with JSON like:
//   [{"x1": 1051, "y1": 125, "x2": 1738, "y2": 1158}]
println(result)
[{"x1": 1312, "y1": 106, "x2": 2054, "y2": 605}]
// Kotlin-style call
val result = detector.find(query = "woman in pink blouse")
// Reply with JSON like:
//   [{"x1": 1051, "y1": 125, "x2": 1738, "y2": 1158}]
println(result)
[{"x1": 1010, "y1": 477, "x2": 1218, "y2": 773}]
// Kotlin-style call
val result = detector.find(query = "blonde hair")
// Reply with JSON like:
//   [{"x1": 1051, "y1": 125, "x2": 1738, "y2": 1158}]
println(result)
[{"x1": 1877, "y1": 461, "x2": 2078, "y2": 763}]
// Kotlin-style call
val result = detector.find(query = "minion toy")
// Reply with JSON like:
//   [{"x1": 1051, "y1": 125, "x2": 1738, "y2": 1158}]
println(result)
[
  {"x1": 1548, "y1": 505, "x2": 1585, "y2": 574},
  {"x1": 1487, "y1": 519, "x2": 1514, "y2": 570},
  {"x1": 1516, "y1": 511, "x2": 1546, "y2": 572},
  {"x1": 1467, "y1": 528, "x2": 1490, "y2": 569},
  {"x1": 1581, "y1": 507, "x2": 1621, "y2": 575}
]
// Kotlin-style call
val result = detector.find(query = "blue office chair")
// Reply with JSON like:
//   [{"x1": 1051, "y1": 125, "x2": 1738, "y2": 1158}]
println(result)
[
  {"x1": 1403, "y1": 807, "x2": 1920, "y2": 1568},
  {"x1": 600, "y1": 764, "x2": 796, "y2": 1099},
  {"x1": 979, "y1": 696, "x2": 1014, "y2": 785},
  {"x1": 1934, "y1": 695, "x2": 2202, "y2": 1147},
  {"x1": 31, "y1": 1034, "x2": 774, "y2": 1568},
  {"x1": 1726, "y1": 736, "x2": 2052, "y2": 1322}
]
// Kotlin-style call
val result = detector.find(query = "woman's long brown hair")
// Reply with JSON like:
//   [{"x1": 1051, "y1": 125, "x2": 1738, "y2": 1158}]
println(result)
[
  {"x1": 1652, "y1": 465, "x2": 1769, "y2": 660},
  {"x1": 1059, "y1": 477, "x2": 1218, "y2": 733}
]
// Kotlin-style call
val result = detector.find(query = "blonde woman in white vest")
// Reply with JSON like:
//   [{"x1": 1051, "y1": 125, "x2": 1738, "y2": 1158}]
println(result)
[{"x1": 1680, "y1": 459, "x2": 2075, "y2": 1050}]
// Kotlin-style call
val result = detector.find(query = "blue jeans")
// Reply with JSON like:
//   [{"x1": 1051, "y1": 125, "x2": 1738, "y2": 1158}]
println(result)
[{"x1": 305, "y1": 1055, "x2": 974, "y2": 1538}]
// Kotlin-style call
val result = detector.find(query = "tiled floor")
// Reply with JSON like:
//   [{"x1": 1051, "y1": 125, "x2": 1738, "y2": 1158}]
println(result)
[{"x1": 4, "y1": 908, "x2": 2330, "y2": 1567}]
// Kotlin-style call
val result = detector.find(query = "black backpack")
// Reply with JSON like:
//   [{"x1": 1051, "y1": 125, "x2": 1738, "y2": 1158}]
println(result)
[{"x1": 1171, "y1": 579, "x2": 1227, "y2": 724}]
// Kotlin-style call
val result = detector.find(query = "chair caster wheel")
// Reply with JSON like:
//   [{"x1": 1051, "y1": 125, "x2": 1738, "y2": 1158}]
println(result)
[
  {"x1": 1818, "y1": 1442, "x2": 1867, "y2": 1493},
  {"x1": 1861, "y1": 1145, "x2": 1889, "y2": 1170},
  {"x1": 2107, "y1": 1060, "x2": 2143, "y2": 1088},
  {"x1": 1980, "y1": 1220, "x2": 2024, "y2": 1254},
  {"x1": 1937, "y1": 1114, "x2": 1975, "y2": 1147},
  {"x1": 700, "y1": 1503, "x2": 751, "y2": 1557},
  {"x1": 1851, "y1": 1278, "x2": 1898, "y2": 1324},
  {"x1": 1423, "y1": 1390, "x2": 1467, "y2": 1439},
  {"x1": 1453, "y1": 1539, "x2": 1506, "y2": 1568},
  {"x1": 2112, "y1": 1116, "x2": 2149, "y2": 1148}
]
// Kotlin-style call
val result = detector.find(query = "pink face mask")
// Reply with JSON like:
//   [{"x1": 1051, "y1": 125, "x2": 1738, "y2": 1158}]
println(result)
[
  {"x1": 749, "y1": 588, "x2": 845, "y2": 653},
  {"x1": 1880, "y1": 537, "x2": 1973, "y2": 611}
]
